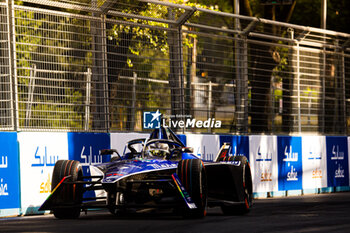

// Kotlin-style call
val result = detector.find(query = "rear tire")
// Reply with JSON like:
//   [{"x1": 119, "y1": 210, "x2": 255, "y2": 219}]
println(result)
[
  {"x1": 177, "y1": 159, "x2": 207, "y2": 218},
  {"x1": 221, "y1": 156, "x2": 253, "y2": 215},
  {"x1": 51, "y1": 160, "x2": 83, "y2": 219}
]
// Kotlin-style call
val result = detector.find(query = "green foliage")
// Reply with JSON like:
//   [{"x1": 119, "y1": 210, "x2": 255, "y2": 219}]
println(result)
[
  {"x1": 107, "y1": 0, "x2": 215, "y2": 124},
  {"x1": 108, "y1": 0, "x2": 211, "y2": 67},
  {"x1": 289, "y1": 0, "x2": 350, "y2": 34},
  {"x1": 14, "y1": 5, "x2": 92, "y2": 129}
]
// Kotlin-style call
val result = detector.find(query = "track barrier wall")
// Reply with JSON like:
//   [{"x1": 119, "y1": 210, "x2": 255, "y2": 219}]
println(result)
[
  {"x1": 1, "y1": 132, "x2": 350, "y2": 217},
  {"x1": 0, "y1": 132, "x2": 20, "y2": 217}
]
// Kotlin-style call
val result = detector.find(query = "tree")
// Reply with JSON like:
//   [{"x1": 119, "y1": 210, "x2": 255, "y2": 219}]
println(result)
[
  {"x1": 105, "y1": 0, "x2": 211, "y2": 130},
  {"x1": 290, "y1": 0, "x2": 350, "y2": 34},
  {"x1": 14, "y1": 0, "x2": 92, "y2": 129}
]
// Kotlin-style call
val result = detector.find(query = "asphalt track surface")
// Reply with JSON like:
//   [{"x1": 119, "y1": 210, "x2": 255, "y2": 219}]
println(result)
[{"x1": 1, "y1": 192, "x2": 350, "y2": 233}]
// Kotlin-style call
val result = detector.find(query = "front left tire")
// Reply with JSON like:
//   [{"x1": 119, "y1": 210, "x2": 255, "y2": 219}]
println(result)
[
  {"x1": 51, "y1": 160, "x2": 83, "y2": 219},
  {"x1": 177, "y1": 159, "x2": 207, "y2": 218}
]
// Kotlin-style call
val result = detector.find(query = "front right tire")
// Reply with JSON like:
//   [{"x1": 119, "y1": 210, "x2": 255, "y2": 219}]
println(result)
[{"x1": 220, "y1": 156, "x2": 253, "y2": 215}]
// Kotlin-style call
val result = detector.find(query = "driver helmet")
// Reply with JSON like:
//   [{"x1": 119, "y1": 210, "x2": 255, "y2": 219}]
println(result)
[{"x1": 147, "y1": 142, "x2": 169, "y2": 159}]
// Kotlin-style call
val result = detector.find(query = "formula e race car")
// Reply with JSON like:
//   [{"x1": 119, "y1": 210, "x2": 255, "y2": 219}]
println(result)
[{"x1": 39, "y1": 127, "x2": 253, "y2": 219}]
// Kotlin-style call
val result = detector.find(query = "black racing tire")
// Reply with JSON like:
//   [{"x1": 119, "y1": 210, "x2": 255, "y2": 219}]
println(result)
[
  {"x1": 51, "y1": 160, "x2": 83, "y2": 219},
  {"x1": 177, "y1": 159, "x2": 207, "y2": 218},
  {"x1": 221, "y1": 156, "x2": 253, "y2": 215}
]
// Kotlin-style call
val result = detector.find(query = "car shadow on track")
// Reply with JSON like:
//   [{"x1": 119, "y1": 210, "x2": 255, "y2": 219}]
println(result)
[{"x1": 76, "y1": 207, "x2": 227, "y2": 221}]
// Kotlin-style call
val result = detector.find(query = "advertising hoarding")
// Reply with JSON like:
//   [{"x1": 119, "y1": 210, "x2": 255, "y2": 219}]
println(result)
[
  {"x1": 110, "y1": 133, "x2": 149, "y2": 155},
  {"x1": 219, "y1": 135, "x2": 249, "y2": 160},
  {"x1": 326, "y1": 136, "x2": 349, "y2": 187},
  {"x1": 186, "y1": 134, "x2": 220, "y2": 161},
  {"x1": 0, "y1": 132, "x2": 20, "y2": 216},
  {"x1": 68, "y1": 133, "x2": 111, "y2": 199},
  {"x1": 18, "y1": 132, "x2": 69, "y2": 214},
  {"x1": 277, "y1": 136, "x2": 303, "y2": 191},
  {"x1": 302, "y1": 136, "x2": 327, "y2": 190},
  {"x1": 68, "y1": 133, "x2": 110, "y2": 164},
  {"x1": 249, "y1": 136, "x2": 278, "y2": 193}
]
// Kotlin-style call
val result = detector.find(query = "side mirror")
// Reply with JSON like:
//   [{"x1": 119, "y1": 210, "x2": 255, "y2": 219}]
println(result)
[
  {"x1": 100, "y1": 149, "x2": 118, "y2": 155},
  {"x1": 182, "y1": 147, "x2": 194, "y2": 153}
]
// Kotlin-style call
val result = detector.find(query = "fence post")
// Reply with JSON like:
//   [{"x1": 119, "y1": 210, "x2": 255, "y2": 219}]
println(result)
[
  {"x1": 91, "y1": 2, "x2": 109, "y2": 131},
  {"x1": 341, "y1": 51, "x2": 347, "y2": 134},
  {"x1": 168, "y1": 8, "x2": 184, "y2": 125},
  {"x1": 243, "y1": 37, "x2": 249, "y2": 133},
  {"x1": 101, "y1": 14, "x2": 110, "y2": 132},
  {"x1": 321, "y1": 43, "x2": 326, "y2": 133},
  {"x1": 334, "y1": 40, "x2": 341, "y2": 134},
  {"x1": 235, "y1": 37, "x2": 247, "y2": 133},
  {"x1": 25, "y1": 64, "x2": 36, "y2": 127},
  {"x1": 131, "y1": 72, "x2": 137, "y2": 130},
  {"x1": 168, "y1": 7, "x2": 195, "y2": 132},
  {"x1": 296, "y1": 42, "x2": 301, "y2": 133},
  {"x1": 207, "y1": 81, "x2": 212, "y2": 133},
  {"x1": 7, "y1": 0, "x2": 18, "y2": 131},
  {"x1": 85, "y1": 68, "x2": 92, "y2": 131}
]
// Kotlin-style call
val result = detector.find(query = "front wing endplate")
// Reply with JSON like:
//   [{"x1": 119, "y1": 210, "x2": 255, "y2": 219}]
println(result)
[{"x1": 171, "y1": 173, "x2": 197, "y2": 209}]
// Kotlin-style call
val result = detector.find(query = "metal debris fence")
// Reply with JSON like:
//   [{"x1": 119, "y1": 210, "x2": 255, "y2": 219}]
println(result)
[{"x1": 1, "y1": 0, "x2": 350, "y2": 134}]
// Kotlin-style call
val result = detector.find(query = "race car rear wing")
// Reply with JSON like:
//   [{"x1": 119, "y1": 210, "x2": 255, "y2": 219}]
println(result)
[{"x1": 213, "y1": 143, "x2": 231, "y2": 162}]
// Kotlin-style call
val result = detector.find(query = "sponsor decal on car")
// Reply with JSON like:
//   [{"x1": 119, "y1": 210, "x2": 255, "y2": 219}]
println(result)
[
  {"x1": 219, "y1": 161, "x2": 241, "y2": 166},
  {"x1": 147, "y1": 163, "x2": 177, "y2": 169}
]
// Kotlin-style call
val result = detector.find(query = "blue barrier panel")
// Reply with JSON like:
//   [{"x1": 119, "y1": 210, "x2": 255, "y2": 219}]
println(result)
[
  {"x1": 0, "y1": 132, "x2": 20, "y2": 216},
  {"x1": 326, "y1": 136, "x2": 349, "y2": 187},
  {"x1": 68, "y1": 132, "x2": 111, "y2": 163},
  {"x1": 68, "y1": 133, "x2": 111, "y2": 199},
  {"x1": 277, "y1": 136, "x2": 303, "y2": 191},
  {"x1": 219, "y1": 135, "x2": 249, "y2": 160}
]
